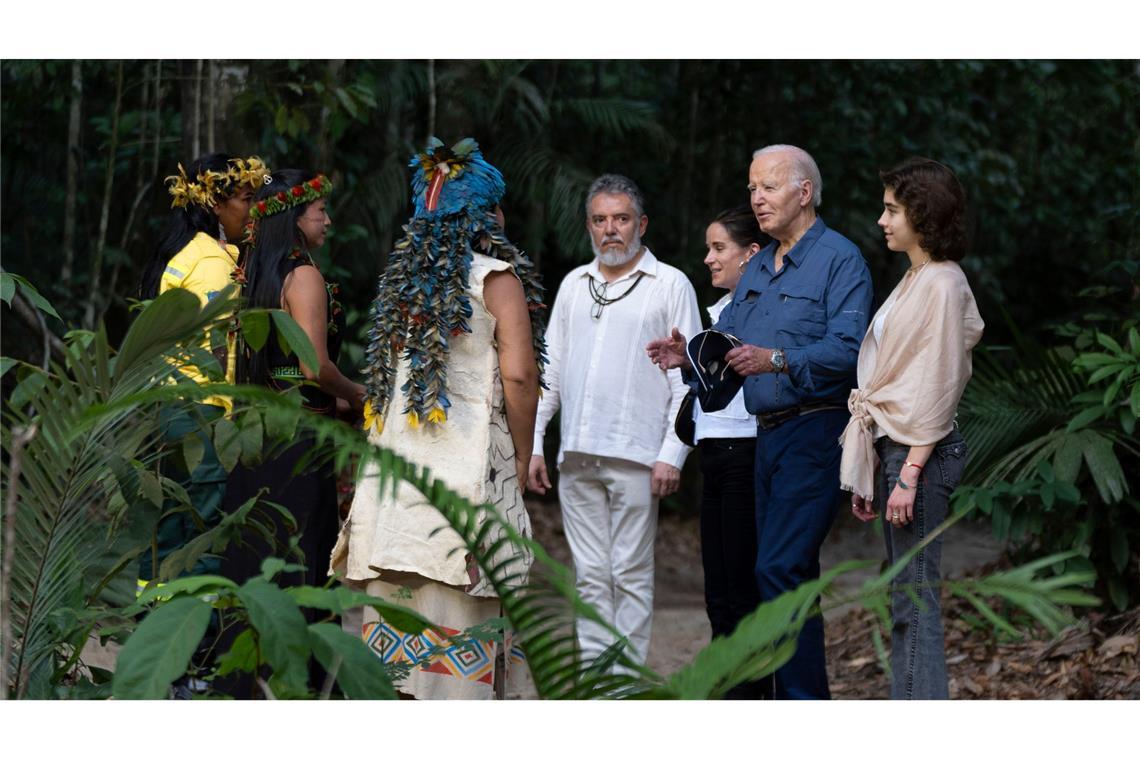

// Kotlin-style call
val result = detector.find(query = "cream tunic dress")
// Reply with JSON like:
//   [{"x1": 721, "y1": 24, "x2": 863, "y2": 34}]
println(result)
[{"x1": 331, "y1": 253, "x2": 533, "y2": 699}]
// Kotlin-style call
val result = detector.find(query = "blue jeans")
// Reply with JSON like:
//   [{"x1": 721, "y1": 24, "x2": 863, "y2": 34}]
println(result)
[
  {"x1": 754, "y1": 408, "x2": 848, "y2": 699},
  {"x1": 875, "y1": 430, "x2": 967, "y2": 700}
]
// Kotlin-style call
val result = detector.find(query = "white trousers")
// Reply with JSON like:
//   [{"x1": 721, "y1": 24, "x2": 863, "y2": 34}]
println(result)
[{"x1": 558, "y1": 452, "x2": 658, "y2": 666}]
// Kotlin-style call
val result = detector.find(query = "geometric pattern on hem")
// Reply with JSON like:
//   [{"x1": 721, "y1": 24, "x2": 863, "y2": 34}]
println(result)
[{"x1": 364, "y1": 620, "x2": 494, "y2": 684}]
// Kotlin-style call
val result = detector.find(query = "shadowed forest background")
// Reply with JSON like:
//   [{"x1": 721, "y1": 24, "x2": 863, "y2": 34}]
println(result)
[
  {"x1": 2, "y1": 59, "x2": 1138, "y2": 660},
  {"x1": 3, "y1": 60, "x2": 1135, "y2": 352}
]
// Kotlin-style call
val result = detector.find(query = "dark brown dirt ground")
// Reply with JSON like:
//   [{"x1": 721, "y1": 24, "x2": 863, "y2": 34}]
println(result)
[{"x1": 528, "y1": 498, "x2": 1140, "y2": 699}]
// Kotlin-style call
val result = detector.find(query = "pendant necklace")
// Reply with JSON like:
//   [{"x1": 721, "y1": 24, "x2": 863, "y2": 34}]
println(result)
[{"x1": 588, "y1": 272, "x2": 645, "y2": 320}]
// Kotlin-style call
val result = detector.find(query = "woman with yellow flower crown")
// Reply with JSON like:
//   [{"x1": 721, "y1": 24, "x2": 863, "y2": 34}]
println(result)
[
  {"x1": 329, "y1": 138, "x2": 548, "y2": 699},
  {"x1": 213, "y1": 168, "x2": 365, "y2": 698},
  {"x1": 137, "y1": 153, "x2": 268, "y2": 588},
  {"x1": 135, "y1": 152, "x2": 268, "y2": 698}
]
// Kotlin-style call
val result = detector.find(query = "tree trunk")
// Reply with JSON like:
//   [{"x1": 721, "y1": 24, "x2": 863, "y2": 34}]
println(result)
[
  {"x1": 679, "y1": 62, "x2": 699, "y2": 256},
  {"x1": 0, "y1": 421, "x2": 39, "y2": 701},
  {"x1": 427, "y1": 59, "x2": 437, "y2": 138},
  {"x1": 100, "y1": 66, "x2": 160, "y2": 327},
  {"x1": 208, "y1": 59, "x2": 218, "y2": 154},
  {"x1": 60, "y1": 61, "x2": 83, "y2": 289},
  {"x1": 179, "y1": 60, "x2": 198, "y2": 161},
  {"x1": 83, "y1": 61, "x2": 124, "y2": 330},
  {"x1": 317, "y1": 60, "x2": 345, "y2": 170},
  {"x1": 193, "y1": 59, "x2": 203, "y2": 158},
  {"x1": 137, "y1": 64, "x2": 151, "y2": 195},
  {"x1": 152, "y1": 60, "x2": 164, "y2": 177}
]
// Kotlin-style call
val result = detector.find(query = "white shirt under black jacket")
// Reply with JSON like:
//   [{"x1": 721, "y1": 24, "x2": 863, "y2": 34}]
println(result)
[{"x1": 534, "y1": 247, "x2": 703, "y2": 470}]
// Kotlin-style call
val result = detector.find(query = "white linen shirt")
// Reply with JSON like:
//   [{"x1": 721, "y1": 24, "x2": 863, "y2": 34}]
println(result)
[
  {"x1": 693, "y1": 293, "x2": 757, "y2": 442},
  {"x1": 534, "y1": 247, "x2": 702, "y2": 469}
]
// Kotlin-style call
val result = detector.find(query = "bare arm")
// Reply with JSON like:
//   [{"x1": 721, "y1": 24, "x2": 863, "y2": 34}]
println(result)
[
  {"x1": 282, "y1": 265, "x2": 365, "y2": 411},
  {"x1": 483, "y1": 269, "x2": 539, "y2": 492},
  {"x1": 885, "y1": 443, "x2": 935, "y2": 526}
]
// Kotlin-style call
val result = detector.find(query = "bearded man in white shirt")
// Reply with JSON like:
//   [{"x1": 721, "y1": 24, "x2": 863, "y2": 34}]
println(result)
[{"x1": 528, "y1": 174, "x2": 702, "y2": 666}]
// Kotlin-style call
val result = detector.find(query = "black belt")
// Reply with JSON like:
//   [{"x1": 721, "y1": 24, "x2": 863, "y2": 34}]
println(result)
[{"x1": 756, "y1": 403, "x2": 845, "y2": 431}]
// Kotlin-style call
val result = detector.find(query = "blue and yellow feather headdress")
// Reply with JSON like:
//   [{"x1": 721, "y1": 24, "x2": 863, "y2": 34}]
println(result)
[
  {"x1": 362, "y1": 137, "x2": 547, "y2": 433},
  {"x1": 410, "y1": 137, "x2": 506, "y2": 219}
]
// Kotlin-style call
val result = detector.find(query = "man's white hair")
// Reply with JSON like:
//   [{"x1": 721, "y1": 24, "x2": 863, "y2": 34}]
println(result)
[{"x1": 753, "y1": 144, "x2": 822, "y2": 208}]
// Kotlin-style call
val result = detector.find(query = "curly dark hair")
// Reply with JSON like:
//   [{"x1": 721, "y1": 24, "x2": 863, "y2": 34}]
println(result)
[{"x1": 879, "y1": 157, "x2": 968, "y2": 262}]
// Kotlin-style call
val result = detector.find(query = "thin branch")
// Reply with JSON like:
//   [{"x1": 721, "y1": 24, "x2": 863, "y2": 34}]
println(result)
[
  {"x1": 427, "y1": 59, "x2": 436, "y2": 137},
  {"x1": 152, "y1": 61, "x2": 163, "y2": 180},
  {"x1": 95, "y1": 180, "x2": 155, "y2": 326},
  {"x1": 1, "y1": 423, "x2": 39, "y2": 700},
  {"x1": 83, "y1": 60, "x2": 125, "y2": 329},
  {"x1": 207, "y1": 60, "x2": 216, "y2": 154},
  {"x1": 1, "y1": 280, "x2": 67, "y2": 365},
  {"x1": 60, "y1": 61, "x2": 83, "y2": 289},
  {"x1": 193, "y1": 60, "x2": 202, "y2": 158}
]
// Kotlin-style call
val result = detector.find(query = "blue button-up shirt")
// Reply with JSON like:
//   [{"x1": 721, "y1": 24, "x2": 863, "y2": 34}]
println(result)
[{"x1": 714, "y1": 217, "x2": 871, "y2": 414}]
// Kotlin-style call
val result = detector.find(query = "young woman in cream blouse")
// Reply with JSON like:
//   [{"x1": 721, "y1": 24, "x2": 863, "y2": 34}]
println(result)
[{"x1": 841, "y1": 157, "x2": 984, "y2": 699}]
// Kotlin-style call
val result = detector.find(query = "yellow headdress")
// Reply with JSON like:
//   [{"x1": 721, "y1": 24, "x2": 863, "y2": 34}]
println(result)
[
  {"x1": 227, "y1": 156, "x2": 271, "y2": 190},
  {"x1": 165, "y1": 155, "x2": 271, "y2": 210}
]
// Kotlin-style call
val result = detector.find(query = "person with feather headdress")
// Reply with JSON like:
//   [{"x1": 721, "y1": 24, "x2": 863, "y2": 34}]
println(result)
[{"x1": 330, "y1": 138, "x2": 548, "y2": 699}]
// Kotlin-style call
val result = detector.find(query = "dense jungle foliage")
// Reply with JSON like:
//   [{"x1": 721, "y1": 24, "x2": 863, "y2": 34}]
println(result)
[{"x1": 1, "y1": 61, "x2": 1138, "y2": 697}]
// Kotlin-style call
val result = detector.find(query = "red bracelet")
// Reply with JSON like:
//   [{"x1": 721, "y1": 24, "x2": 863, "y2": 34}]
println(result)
[{"x1": 904, "y1": 461, "x2": 923, "y2": 471}]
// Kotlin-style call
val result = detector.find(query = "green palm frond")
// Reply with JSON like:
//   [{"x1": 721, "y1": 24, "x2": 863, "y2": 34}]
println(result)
[
  {"x1": 958, "y1": 312, "x2": 1085, "y2": 481},
  {"x1": 2, "y1": 287, "x2": 237, "y2": 698},
  {"x1": 553, "y1": 98, "x2": 674, "y2": 152},
  {"x1": 663, "y1": 562, "x2": 862, "y2": 699}
]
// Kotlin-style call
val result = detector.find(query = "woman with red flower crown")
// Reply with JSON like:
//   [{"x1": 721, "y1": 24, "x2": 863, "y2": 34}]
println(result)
[{"x1": 214, "y1": 168, "x2": 365, "y2": 698}]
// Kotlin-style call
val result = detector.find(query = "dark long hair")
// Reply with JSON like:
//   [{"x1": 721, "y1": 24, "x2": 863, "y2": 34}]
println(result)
[
  {"x1": 138, "y1": 153, "x2": 239, "y2": 299},
  {"x1": 711, "y1": 205, "x2": 769, "y2": 249},
  {"x1": 238, "y1": 168, "x2": 319, "y2": 386}
]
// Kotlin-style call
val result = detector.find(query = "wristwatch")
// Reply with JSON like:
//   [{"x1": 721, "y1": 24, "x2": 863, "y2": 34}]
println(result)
[{"x1": 770, "y1": 348, "x2": 786, "y2": 373}]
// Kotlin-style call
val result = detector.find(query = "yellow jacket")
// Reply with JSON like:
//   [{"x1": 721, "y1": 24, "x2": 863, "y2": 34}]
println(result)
[{"x1": 160, "y1": 232, "x2": 239, "y2": 410}]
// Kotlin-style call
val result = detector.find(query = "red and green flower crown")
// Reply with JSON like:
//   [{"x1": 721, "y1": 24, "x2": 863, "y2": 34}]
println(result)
[{"x1": 250, "y1": 174, "x2": 333, "y2": 220}]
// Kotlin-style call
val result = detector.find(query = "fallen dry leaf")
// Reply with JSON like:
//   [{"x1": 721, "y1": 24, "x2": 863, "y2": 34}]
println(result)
[
  {"x1": 845, "y1": 656, "x2": 876, "y2": 669},
  {"x1": 1098, "y1": 634, "x2": 1138, "y2": 659}
]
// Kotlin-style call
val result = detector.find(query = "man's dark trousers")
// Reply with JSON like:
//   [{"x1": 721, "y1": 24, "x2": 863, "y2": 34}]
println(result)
[{"x1": 753, "y1": 408, "x2": 847, "y2": 699}]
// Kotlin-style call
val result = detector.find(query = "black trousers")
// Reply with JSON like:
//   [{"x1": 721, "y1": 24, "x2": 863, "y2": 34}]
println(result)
[
  {"x1": 698, "y1": 436, "x2": 768, "y2": 699},
  {"x1": 212, "y1": 432, "x2": 340, "y2": 698}
]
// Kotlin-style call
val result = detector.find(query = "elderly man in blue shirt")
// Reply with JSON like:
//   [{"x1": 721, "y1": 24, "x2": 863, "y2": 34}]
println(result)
[{"x1": 648, "y1": 144, "x2": 872, "y2": 699}]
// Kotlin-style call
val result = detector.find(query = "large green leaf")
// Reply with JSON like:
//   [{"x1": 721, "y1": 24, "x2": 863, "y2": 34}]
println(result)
[
  {"x1": 182, "y1": 433, "x2": 205, "y2": 474},
  {"x1": 665, "y1": 563, "x2": 855, "y2": 699},
  {"x1": 215, "y1": 628, "x2": 258, "y2": 677},
  {"x1": 241, "y1": 310, "x2": 271, "y2": 352},
  {"x1": 1081, "y1": 432, "x2": 1127, "y2": 503},
  {"x1": 269, "y1": 309, "x2": 319, "y2": 376},
  {"x1": 307, "y1": 622, "x2": 397, "y2": 699},
  {"x1": 0, "y1": 271, "x2": 15, "y2": 305},
  {"x1": 237, "y1": 409, "x2": 264, "y2": 467},
  {"x1": 111, "y1": 596, "x2": 212, "y2": 699},
  {"x1": 212, "y1": 417, "x2": 241, "y2": 473},
  {"x1": 135, "y1": 575, "x2": 237, "y2": 605},
  {"x1": 287, "y1": 585, "x2": 435, "y2": 634},
  {"x1": 7, "y1": 272, "x2": 61, "y2": 320},
  {"x1": 114, "y1": 288, "x2": 213, "y2": 381},
  {"x1": 235, "y1": 578, "x2": 312, "y2": 697}
]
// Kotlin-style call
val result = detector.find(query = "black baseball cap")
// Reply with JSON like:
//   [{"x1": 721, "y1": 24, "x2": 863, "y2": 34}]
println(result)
[{"x1": 686, "y1": 329, "x2": 745, "y2": 413}]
